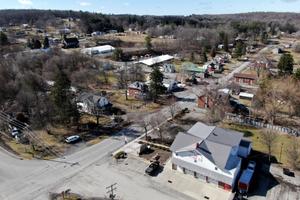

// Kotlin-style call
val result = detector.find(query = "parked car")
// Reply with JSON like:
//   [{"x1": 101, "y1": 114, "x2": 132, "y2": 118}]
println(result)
[
  {"x1": 283, "y1": 168, "x2": 295, "y2": 177},
  {"x1": 11, "y1": 127, "x2": 21, "y2": 137},
  {"x1": 65, "y1": 135, "x2": 80, "y2": 143},
  {"x1": 139, "y1": 144, "x2": 152, "y2": 155},
  {"x1": 145, "y1": 161, "x2": 160, "y2": 176}
]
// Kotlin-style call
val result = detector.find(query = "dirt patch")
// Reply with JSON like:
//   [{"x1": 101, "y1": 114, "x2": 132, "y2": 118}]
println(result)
[
  {"x1": 139, "y1": 146, "x2": 171, "y2": 164},
  {"x1": 49, "y1": 192, "x2": 109, "y2": 200}
]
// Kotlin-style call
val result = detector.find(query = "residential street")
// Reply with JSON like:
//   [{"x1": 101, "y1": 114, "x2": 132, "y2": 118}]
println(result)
[{"x1": 0, "y1": 103, "x2": 192, "y2": 200}]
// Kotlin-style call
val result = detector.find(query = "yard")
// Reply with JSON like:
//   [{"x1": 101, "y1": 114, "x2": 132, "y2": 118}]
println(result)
[
  {"x1": 110, "y1": 90, "x2": 161, "y2": 113},
  {"x1": 221, "y1": 122, "x2": 299, "y2": 167}
]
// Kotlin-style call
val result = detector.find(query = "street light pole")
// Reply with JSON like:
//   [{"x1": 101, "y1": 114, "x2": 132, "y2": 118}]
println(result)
[{"x1": 279, "y1": 143, "x2": 283, "y2": 163}]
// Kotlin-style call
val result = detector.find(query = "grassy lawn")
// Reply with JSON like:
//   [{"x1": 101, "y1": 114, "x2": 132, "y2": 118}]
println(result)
[
  {"x1": 4, "y1": 130, "x2": 68, "y2": 160},
  {"x1": 86, "y1": 135, "x2": 109, "y2": 146},
  {"x1": 110, "y1": 90, "x2": 161, "y2": 112},
  {"x1": 6, "y1": 140, "x2": 34, "y2": 159},
  {"x1": 98, "y1": 71, "x2": 118, "y2": 85},
  {"x1": 221, "y1": 122, "x2": 299, "y2": 167},
  {"x1": 80, "y1": 114, "x2": 112, "y2": 125}
]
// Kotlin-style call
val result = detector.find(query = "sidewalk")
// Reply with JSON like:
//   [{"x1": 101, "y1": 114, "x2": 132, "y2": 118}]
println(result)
[{"x1": 154, "y1": 160, "x2": 233, "y2": 200}]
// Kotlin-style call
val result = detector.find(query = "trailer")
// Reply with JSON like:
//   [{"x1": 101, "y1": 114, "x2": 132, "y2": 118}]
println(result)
[{"x1": 238, "y1": 169, "x2": 254, "y2": 195}]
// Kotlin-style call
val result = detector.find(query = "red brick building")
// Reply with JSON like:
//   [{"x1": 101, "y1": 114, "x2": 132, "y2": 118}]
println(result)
[
  {"x1": 128, "y1": 82, "x2": 148, "y2": 99},
  {"x1": 233, "y1": 73, "x2": 257, "y2": 86},
  {"x1": 198, "y1": 95, "x2": 213, "y2": 109}
]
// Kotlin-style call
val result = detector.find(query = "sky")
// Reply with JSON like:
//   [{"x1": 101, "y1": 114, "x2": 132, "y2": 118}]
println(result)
[{"x1": 0, "y1": 0, "x2": 300, "y2": 15}]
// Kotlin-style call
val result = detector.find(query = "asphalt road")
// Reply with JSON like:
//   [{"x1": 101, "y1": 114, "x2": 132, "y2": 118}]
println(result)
[{"x1": 0, "y1": 104, "x2": 184, "y2": 200}]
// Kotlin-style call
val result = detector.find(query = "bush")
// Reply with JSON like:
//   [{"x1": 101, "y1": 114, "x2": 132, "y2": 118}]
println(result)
[{"x1": 114, "y1": 151, "x2": 127, "y2": 159}]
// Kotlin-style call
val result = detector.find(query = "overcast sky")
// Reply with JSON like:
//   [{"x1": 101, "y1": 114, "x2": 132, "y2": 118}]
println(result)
[{"x1": 1, "y1": 0, "x2": 300, "y2": 15}]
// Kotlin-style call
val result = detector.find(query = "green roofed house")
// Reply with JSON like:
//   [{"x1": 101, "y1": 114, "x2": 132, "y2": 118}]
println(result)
[{"x1": 182, "y1": 62, "x2": 206, "y2": 73}]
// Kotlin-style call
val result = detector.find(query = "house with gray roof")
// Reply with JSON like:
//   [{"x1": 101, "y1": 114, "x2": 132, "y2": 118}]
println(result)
[
  {"x1": 170, "y1": 122, "x2": 251, "y2": 191},
  {"x1": 128, "y1": 81, "x2": 148, "y2": 99},
  {"x1": 76, "y1": 92, "x2": 112, "y2": 115}
]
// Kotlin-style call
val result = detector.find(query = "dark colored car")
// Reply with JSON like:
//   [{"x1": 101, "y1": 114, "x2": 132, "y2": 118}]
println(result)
[
  {"x1": 145, "y1": 161, "x2": 160, "y2": 176},
  {"x1": 229, "y1": 100, "x2": 250, "y2": 116},
  {"x1": 283, "y1": 168, "x2": 295, "y2": 177}
]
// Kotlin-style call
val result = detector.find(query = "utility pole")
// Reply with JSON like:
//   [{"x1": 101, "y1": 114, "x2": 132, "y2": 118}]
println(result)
[{"x1": 106, "y1": 183, "x2": 117, "y2": 200}]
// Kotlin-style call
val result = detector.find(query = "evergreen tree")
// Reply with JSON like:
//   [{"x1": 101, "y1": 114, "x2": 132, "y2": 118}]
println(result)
[
  {"x1": 200, "y1": 47, "x2": 208, "y2": 63},
  {"x1": 224, "y1": 34, "x2": 229, "y2": 52},
  {"x1": 293, "y1": 68, "x2": 300, "y2": 81},
  {"x1": 43, "y1": 36, "x2": 49, "y2": 49},
  {"x1": 27, "y1": 38, "x2": 42, "y2": 49},
  {"x1": 51, "y1": 67, "x2": 79, "y2": 123},
  {"x1": 0, "y1": 31, "x2": 8, "y2": 46},
  {"x1": 219, "y1": 31, "x2": 225, "y2": 44},
  {"x1": 234, "y1": 41, "x2": 245, "y2": 58},
  {"x1": 278, "y1": 53, "x2": 294, "y2": 75},
  {"x1": 33, "y1": 39, "x2": 42, "y2": 49},
  {"x1": 210, "y1": 47, "x2": 216, "y2": 58},
  {"x1": 112, "y1": 48, "x2": 123, "y2": 61},
  {"x1": 260, "y1": 31, "x2": 268, "y2": 44},
  {"x1": 149, "y1": 66, "x2": 165, "y2": 102},
  {"x1": 145, "y1": 35, "x2": 152, "y2": 51}
]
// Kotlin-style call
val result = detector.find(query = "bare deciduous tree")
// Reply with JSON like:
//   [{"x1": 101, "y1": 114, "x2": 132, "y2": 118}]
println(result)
[
  {"x1": 117, "y1": 69, "x2": 129, "y2": 100},
  {"x1": 150, "y1": 114, "x2": 165, "y2": 143},
  {"x1": 168, "y1": 98, "x2": 180, "y2": 119},
  {"x1": 138, "y1": 116, "x2": 151, "y2": 140},
  {"x1": 260, "y1": 130, "x2": 278, "y2": 162},
  {"x1": 286, "y1": 140, "x2": 300, "y2": 170}
]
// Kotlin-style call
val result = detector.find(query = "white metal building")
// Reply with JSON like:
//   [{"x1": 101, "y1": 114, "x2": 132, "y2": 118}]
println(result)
[
  {"x1": 81, "y1": 45, "x2": 115, "y2": 56},
  {"x1": 139, "y1": 55, "x2": 174, "y2": 67}
]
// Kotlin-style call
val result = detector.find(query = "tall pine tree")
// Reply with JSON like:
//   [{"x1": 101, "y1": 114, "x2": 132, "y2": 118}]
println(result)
[
  {"x1": 43, "y1": 36, "x2": 50, "y2": 49},
  {"x1": 149, "y1": 66, "x2": 165, "y2": 102},
  {"x1": 278, "y1": 54, "x2": 294, "y2": 75},
  {"x1": 0, "y1": 31, "x2": 8, "y2": 46},
  {"x1": 51, "y1": 67, "x2": 79, "y2": 123}
]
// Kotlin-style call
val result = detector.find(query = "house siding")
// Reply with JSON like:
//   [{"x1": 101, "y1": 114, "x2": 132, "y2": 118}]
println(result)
[
  {"x1": 128, "y1": 88, "x2": 142, "y2": 98},
  {"x1": 198, "y1": 95, "x2": 213, "y2": 109},
  {"x1": 234, "y1": 77, "x2": 255, "y2": 85},
  {"x1": 171, "y1": 156, "x2": 237, "y2": 187}
]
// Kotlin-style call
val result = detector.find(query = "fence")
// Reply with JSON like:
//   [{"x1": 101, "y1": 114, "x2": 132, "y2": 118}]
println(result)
[{"x1": 225, "y1": 113, "x2": 300, "y2": 137}]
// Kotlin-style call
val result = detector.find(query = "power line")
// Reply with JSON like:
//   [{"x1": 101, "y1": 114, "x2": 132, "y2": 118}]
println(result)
[{"x1": 0, "y1": 111, "x2": 64, "y2": 158}]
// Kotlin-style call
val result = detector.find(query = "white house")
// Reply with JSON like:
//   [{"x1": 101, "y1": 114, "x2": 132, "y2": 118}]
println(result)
[
  {"x1": 81, "y1": 45, "x2": 115, "y2": 56},
  {"x1": 170, "y1": 122, "x2": 251, "y2": 191},
  {"x1": 138, "y1": 55, "x2": 174, "y2": 67}
]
